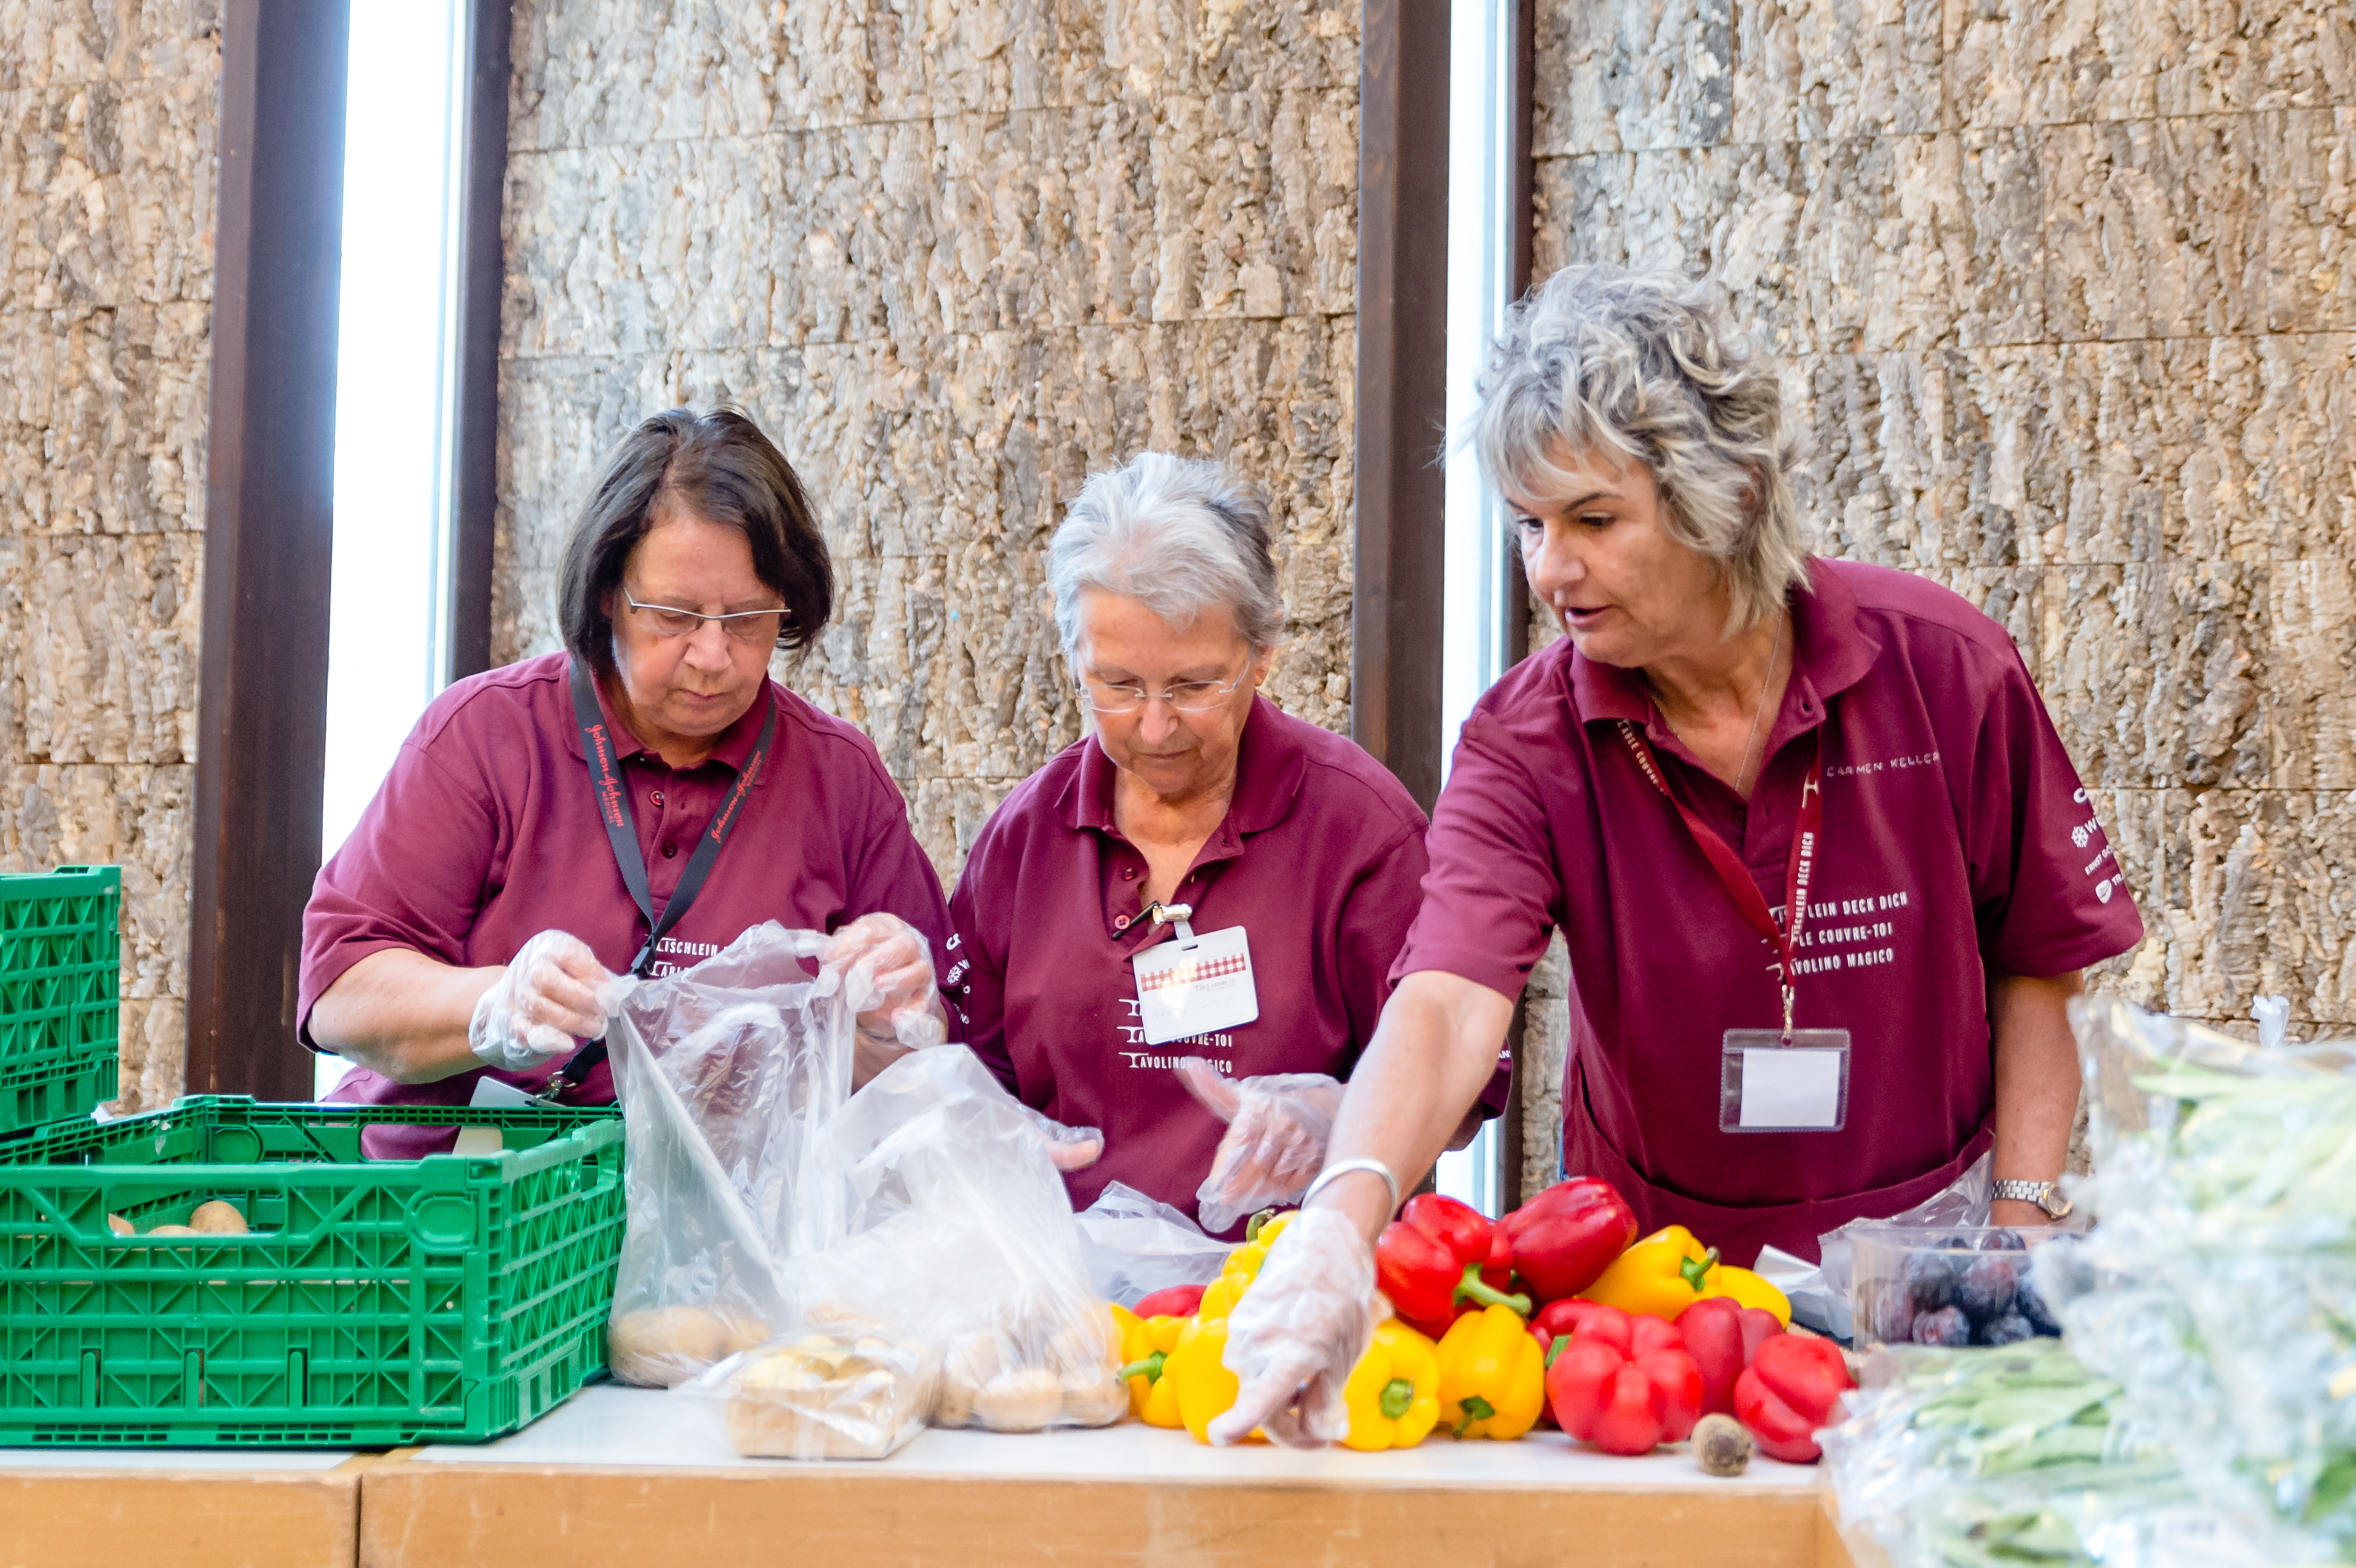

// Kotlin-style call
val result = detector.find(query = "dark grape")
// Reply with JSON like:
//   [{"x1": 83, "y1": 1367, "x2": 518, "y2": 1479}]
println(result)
[
  {"x1": 1910, "y1": 1305, "x2": 1972, "y2": 1347},
  {"x1": 1864, "y1": 1279, "x2": 1914, "y2": 1343},
  {"x1": 1957, "y1": 1254, "x2": 2020, "y2": 1322},
  {"x1": 2015, "y1": 1271, "x2": 2062, "y2": 1335},
  {"x1": 1977, "y1": 1228, "x2": 2028, "y2": 1252},
  {"x1": 1975, "y1": 1312, "x2": 2037, "y2": 1347},
  {"x1": 1904, "y1": 1249, "x2": 1960, "y2": 1312}
]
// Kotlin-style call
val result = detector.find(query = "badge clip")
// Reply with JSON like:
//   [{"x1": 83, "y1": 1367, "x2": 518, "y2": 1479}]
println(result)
[{"x1": 1146, "y1": 901, "x2": 1199, "y2": 948}]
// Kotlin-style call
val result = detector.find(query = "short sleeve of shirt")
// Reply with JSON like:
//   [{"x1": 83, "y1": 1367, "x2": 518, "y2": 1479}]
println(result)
[
  {"x1": 299, "y1": 736, "x2": 499, "y2": 1049},
  {"x1": 946, "y1": 824, "x2": 1020, "y2": 1100},
  {"x1": 1391, "y1": 712, "x2": 1566, "y2": 1004},
  {"x1": 1964, "y1": 646, "x2": 2144, "y2": 975},
  {"x1": 843, "y1": 754, "x2": 956, "y2": 981}
]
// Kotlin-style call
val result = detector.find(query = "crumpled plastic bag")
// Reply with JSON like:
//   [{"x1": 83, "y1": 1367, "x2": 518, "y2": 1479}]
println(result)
[
  {"x1": 1752, "y1": 1152, "x2": 1994, "y2": 1341},
  {"x1": 1075, "y1": 1181, "x2": 1231, "y2": 1308},
  {"x1": 795, "y1": 1047, "x2": 1128, "y2": 1433},
  {"x1": 603, "y1": 923, "x2": 860, "y2": 1387}
]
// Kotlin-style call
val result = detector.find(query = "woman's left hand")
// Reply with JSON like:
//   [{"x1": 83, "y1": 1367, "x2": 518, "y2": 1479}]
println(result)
[{"x1": 826, "y1": 913, "x2": 947, "y2": 1066}]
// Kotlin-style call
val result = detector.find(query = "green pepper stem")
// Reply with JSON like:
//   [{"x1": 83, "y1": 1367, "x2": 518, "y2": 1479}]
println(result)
[
  {"x1": 1378, "y1": 1377, "x2": 1416, "y2": 1421},
  {"x1": 1245, "y1": 1209, "x2": 1278, "y2": 1243},
  {"x1": 1679, "y1": 1246, "x2": 1722, "y2": 1294},
  {"x1": 1453, "y1": 1262, "x2": 1534, "y2": 1319},
  {"x1": 1455, "y1": 1393, "x2": 1497, "y2": 1436},
  {"x1": 1117, "y1": 1351, "x2": 1166, "y2": 1383}
]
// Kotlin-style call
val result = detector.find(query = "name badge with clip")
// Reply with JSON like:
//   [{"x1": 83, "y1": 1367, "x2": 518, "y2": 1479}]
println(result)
[{"x1": 1131, "y1": 902, "x2": 1259, "y2": 1047}]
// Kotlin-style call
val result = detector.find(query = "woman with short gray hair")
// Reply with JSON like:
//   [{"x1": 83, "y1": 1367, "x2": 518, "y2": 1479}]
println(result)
[
  {"x1": 949, "y1": 452, "x2": 1505, "y2": 1237},
  {"x1": 1215, "y1": 265, "x2": 2143, "y2": 1448}
]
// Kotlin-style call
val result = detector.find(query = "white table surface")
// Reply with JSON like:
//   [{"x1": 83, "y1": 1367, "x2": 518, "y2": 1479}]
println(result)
[
  {"x1": 0, "y1": 1447, "x2": 354, "y2": 1472},
  {"x1": 414, "y1": 1382, "x2": 1826, "y2": 1489}
]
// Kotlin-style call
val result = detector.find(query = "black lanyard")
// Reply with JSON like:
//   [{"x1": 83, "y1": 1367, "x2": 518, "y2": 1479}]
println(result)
[{"x1": 538, "y1": 656, "x2": 776, "y2": 1098}]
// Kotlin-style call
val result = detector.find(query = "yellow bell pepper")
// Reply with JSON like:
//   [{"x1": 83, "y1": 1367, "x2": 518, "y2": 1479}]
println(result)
[
  {"x1": 1166, "y1": 1314, "x2": 1244, "y2": 1444},
  {"x1": 1579, "y1": 1225, "x2": 1793, "y2": 1326},
  {"x1": 1434, "y1": 1303, "x2": 1546, "y2": 1440},
  {"x1": 1111, "y1": 1303, "x2": 1188, "y2": 1428},
  {"x1": 1341, "y1": 1319, "x2": 1441, "y2": 1451}
]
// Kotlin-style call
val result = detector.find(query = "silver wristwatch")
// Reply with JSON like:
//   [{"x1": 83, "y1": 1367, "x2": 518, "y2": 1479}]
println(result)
[{"x1": 1991, "y1": 1178, "x2": 2073, "y2": 1221}]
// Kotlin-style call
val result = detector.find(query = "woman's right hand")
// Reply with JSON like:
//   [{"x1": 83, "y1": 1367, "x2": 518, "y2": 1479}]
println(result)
[{"x1": 468, "y1": 930, "x2": 619, "y2": 1070}]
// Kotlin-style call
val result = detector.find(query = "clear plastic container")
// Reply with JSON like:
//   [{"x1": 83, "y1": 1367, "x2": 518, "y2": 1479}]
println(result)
[{"x1": 1848, "y1": 1223, "x2": 2073, "y2": 1348}]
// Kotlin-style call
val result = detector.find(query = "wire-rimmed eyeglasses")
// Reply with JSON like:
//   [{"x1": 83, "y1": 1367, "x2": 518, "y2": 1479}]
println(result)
[{"x1": 622, "y1": 586, "x2": 787, "y2": 645}]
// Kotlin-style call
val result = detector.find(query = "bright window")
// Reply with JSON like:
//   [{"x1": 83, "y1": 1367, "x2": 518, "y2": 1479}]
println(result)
[
  {"x1": 1434, "y1": 0, "x2": 1521, "y2": 1217},
  {"x1": 319, "y1": 0, "x2": 468, "y2": 1093}
]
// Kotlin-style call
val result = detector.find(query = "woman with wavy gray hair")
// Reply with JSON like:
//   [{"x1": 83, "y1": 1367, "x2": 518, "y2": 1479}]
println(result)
[
  {"x1": 947, "y1": 452, "x2": 1505, "y2": 1236},
  {"x1": 1214, "y1": 266, "x2": 2144, "y2": 1448}
]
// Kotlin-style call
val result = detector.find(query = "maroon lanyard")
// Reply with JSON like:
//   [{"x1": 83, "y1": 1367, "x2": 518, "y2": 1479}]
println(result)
[{"x1": 1614, "y1": 719, "x2": 1824, "y2": 1042}]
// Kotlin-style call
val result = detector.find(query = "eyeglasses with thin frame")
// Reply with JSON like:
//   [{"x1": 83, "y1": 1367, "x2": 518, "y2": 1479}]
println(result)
[
  {"x1": 621, "y1": 586, "x2": 788, "y2": 645},
  {"x1": 1077, "y1": 658, "x2": 1252, "y2": 715}
]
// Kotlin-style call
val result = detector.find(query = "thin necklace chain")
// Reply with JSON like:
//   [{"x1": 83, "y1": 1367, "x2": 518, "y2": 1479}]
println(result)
[{"x1": 1650, "y1": 612, "x2": 1787, "y2": 799}]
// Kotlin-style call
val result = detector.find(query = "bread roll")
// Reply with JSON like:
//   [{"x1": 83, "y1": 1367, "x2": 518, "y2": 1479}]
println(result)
[
  {"x1": 725, "y1": 1333, "x2": 926, "y2": 1459},
  {"x1": 608, "y1": 1305, "x2": 771, "y2": 1388}
]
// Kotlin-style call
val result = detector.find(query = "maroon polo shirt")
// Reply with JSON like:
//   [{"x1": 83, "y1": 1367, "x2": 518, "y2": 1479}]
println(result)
[
  {"x1": 949, "y1": 698, "x2": 1506, "y2": 1233},
  {"x1": 300, "y1": 650, "x2": 953, "y2": 1156},
  {"x1": 1396, "y1": 559, "x2": 2142, "y2": 1265}
]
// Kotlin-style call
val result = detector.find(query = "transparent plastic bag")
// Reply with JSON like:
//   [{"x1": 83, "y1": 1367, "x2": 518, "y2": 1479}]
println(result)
[
  {"x1": 689, "y1": 1316, "x2": 938, "y2": 1461},
  {"x1": 753, "y1": 1047, "x2": 1127, "y2": 1437},
  {"x1": 2046, "y1": 997, "x2": 2356, "y2": 1560},
  {"x1": 603, "y1": 923, "x2": 859, "y2": 1387},
  {"x1": 1075, "y1": 1181, "x2": 1231, "y2": 1308}
]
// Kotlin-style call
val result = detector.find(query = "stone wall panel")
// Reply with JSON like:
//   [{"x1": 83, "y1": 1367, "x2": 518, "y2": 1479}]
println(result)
[
  {"x1": 1946, "y1": 0, "x2": 2354, "y2": 127},
  {"x1": 1534, "y1": 0, "x2": 1734, "y2": 156},
  {"x1": 0, "y1": 75, "x2": 216, "y2": 315},
  {"x1": 1529, "y1": 0, "x2": 2356, "y2": 1163},
  {"x1": 1, "y1": 5, "x2": 213, "y2": 1108},
  {"x1": 0, "y1": 300, "x2": 210, "y2": 537},
  {"x1": 2264, "y1": 106, "x2": 2356, "y2": 333},
  {"x1": 1736, "y1": 0, "x2": 1942, "y2": 143},
  {"x1": 501, "y1": 0, "x2": 1360, "y2": 887},
  {"x1": 2042, "y1": 115, "x2": 2266, "y2": 342}
]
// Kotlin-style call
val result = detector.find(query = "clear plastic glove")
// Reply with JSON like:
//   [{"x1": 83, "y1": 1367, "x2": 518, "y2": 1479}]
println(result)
[
  {"x1": 1022, "y1": 1104, "x2": 1105, "y2": 1172},
  {"x1": 825, "y1": 912, "x2": 946, "y2": 1053},
  {"x1": 469, "y1": 930, "x2": 625, "y2": 1071},
  {"x1": 1209, "y1": 1206, "x2": 1381, "y2": 1448},
  {"x1": 1177, "y1": 1058, "x2": 1344, "y2": 1234}
]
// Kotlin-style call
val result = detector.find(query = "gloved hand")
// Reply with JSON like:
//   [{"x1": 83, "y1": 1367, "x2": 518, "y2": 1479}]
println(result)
[
  {"x1": 1021, "y1": 1104, "x2": 1105, "y2": 1172},
  {"x1": 826, "y1": 912, "x2": 946, "y2": 1052},
  {"x1": 1177, "y1": 1058, "x2": 1344, "y2": 1234},
  {"x1": 1209, "y1": 1206, "x2": 1381, "y2": 1448},
  {"x1": 469, "y1": 930, "x2": 623, "y2": 1070}
]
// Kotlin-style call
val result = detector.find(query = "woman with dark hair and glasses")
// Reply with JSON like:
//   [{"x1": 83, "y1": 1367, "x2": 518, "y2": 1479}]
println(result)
[
  {"x1": 945, "y1": 452, "x2": 1506, "y2": 1235},
  {"x1": 300, "y1": 408, "x2": 953, "y2": 1153}
]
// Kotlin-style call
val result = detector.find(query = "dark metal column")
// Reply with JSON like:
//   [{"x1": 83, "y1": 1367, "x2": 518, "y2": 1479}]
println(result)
[
  {"x1": 446, "y1": 0, "x2": 513, "y2": 682},
  {"x1": 187, "y1": 1, "x2": 352, "y2": 1098},
  {"x1": 1352, "y1": 0, "x2": 1452, "y2": 815}
]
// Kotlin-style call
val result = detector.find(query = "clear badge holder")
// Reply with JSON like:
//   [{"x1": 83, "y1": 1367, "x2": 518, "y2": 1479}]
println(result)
[{"x1": 1718, "y1": 988, "x2": 1850, "y2": 1132}]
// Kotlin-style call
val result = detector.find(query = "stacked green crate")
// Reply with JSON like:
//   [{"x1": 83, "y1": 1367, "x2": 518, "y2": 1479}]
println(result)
[
  {"x1": 0, "y1": 1097, "x2": 626, "y2": 1445},
  {"x1": 0, "y1": 866, "x2": 120, "y2": 1137}
]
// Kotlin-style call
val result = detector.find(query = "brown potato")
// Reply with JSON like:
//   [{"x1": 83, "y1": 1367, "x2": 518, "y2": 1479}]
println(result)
[{"x1": 189, "y1": 1201, "x2": 249, "y2": 1235}]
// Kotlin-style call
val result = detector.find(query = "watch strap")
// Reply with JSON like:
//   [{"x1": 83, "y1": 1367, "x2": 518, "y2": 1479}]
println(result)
[{"x1": 1991, "y1": 1178, "x2": 2071, "y2": 1218}]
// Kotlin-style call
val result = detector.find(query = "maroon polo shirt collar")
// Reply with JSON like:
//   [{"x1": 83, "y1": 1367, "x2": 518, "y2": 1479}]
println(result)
[
  {"x1": 558, "y1": 656, "x2": 777, "y2": 781},
  {"x1": 1565, "y1": 559, "x2": 1883, "y2": 750},
  {"x1": 1062, "y1": 695, "x2": 1310, "y2": 859}
]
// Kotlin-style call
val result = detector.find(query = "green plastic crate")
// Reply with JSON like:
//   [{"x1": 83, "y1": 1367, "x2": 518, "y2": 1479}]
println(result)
[
  {"x1": 0, "y1": 1095, "x2": 626, "y2": 1446},
  {"x1": 0, "y1": 866, "x2": 121, "y2": 1136}
]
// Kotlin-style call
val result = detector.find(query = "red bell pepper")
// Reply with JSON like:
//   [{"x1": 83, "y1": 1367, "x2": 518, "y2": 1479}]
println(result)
[
  {"x1": 1376, "y1": 1218, "x2": 1530, "y2": 1337},
  {"x1": 1532, "y1": 1296, "x2": 1625, "y2": 1354},
  {"x1": 1676, "y1": 1297, "x2": 1787, "y2": 1417},
  {"x1": 1733, "y1": 1333, "x2": 1855, "y2": 1464},
  {"x1": 1401, "y1": 1193, "x2": 1489, "y2": 1259},
  {"x1": 1131, "y1": 1283, "x2": 1207, "y2": 1320},
  {"x1": 1545, "y1": 1318, "x2": 1705, "y2": 1456},
  {"x1": 1498, "y1": 1177, "x2": 1637, "y2": 1303}
]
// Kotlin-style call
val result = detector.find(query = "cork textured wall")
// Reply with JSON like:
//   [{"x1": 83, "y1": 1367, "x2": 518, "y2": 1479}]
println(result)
[
  {"x1": 1517, "y1": 0, "x2": 2356, "y2": 1198},
  {"x1": 494, "y1": 1, "x2": 1361, "y2": 877},
  {"x1": 0, "y1": 2, "x2": 218, "y2": 1110}
]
